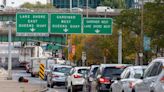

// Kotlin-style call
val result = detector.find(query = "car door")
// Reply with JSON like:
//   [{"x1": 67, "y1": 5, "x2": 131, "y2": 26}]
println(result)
[
  {"x1": 138, "y1": 62, "x2": 162, "y2": 92},
  {"x1": 112, "y1": 68, "x2": 129, "y2": 92},
  {"x1": 66, "y1": 68, "x2": 75, "y2": 87}
]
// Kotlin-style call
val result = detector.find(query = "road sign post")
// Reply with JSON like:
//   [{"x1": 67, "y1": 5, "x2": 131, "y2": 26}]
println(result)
[
  {"x1": 83, "y1": 18, "x2": 112, "y2": 34},
  {"x1": 51, "y1": 13, "x2": 82, "y2": 34},
  {"x1": 16, "y1": 13, "x2": 49, "y2": 36}
]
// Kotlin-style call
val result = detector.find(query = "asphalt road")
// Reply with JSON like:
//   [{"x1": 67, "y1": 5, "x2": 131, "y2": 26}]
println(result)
[{"x1": 12, "y1": 70, "x2": 67, "y2": 92}]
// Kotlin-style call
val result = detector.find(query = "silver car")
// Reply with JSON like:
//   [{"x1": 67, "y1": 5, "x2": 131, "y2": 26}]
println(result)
[
  {"x1": 47, "y1": 65, "x2": 72, "y2": 88},
  {"x1": 111, "y1": 66, "x2": 146, "y2": 92},
  {"x1": 135, "y1": 57, "x2": 164, "y2": 92}
]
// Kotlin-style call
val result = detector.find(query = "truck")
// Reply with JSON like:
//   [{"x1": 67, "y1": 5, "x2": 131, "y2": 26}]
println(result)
[{"x1": 96, "y1": 6, "x2": 114, "y2": 13}]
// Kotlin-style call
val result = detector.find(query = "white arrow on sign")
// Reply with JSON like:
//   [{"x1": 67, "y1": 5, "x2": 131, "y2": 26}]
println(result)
[
  {"x1": 63, "y1": 28, "x2": 68, "y2": 33},
  {"x1": 30, "y1": 28, "x2": 35, "y2": 32},
  {"x1": 95, "y1": 29, "x2": 100, "y2": 33}
]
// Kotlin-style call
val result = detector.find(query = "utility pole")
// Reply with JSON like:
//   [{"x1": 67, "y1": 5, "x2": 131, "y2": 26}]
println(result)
[
  {"x1": 7, "y1": 21, "x2": 13, "y2": 80},
  {"x1": 70, "y1": 0, "x2": 72, "y2": 12},
  {"x1": 140, "y1": 0, "x2": 144, "y2": 65},
  {"x1": 118, "y1": 29, "x2": 122, "y2": 64},
  {"x1": 86, "y1": 0, "x2": 89, "y2": 17}
]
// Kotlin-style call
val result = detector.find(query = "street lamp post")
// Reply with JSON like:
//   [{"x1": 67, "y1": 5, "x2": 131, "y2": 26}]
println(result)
[
  {"x1": 6, "y1": 21, "x2": 13, "y2": 80},
  {"x1": 118, "y1": 29, "x2": 122, "y2": 64},
  {"x1": 86, "y1": 0, "x2": 89, "y2": 17},
  {"x1": 140, "y1": 0, "x2": 144, "y2": 65}
]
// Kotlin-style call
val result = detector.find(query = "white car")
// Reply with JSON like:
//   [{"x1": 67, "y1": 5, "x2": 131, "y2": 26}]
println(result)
[
  {"x1": 111, "y1": 66, "x2": 147, "y2": 92},
  {"x1": 66, "y1": 66, "x2": 90, "y2": 92},
  {"x1": 135, "y1": 57, "x2": 164, "y2": 92},
  {"x1": 47, "y1": 64, "x2": 72, "y2": 88},
  {"x1": 72, "y1": 7, "x2": 83, "y2": 12}
]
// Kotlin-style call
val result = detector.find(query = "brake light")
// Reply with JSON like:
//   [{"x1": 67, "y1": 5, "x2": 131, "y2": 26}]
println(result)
[
  {"x1": 129, "y1": 82, "x2": 135, "y2": 89},
  {"x1": 74, "y1": 75, "x2": 81, "y2": 78},
  {"x1": 99, "y1": 77, "x2": 110, "y2": 84},
  {"x1": 160, "y1": 76, "x2": 164, "y2": 83}
]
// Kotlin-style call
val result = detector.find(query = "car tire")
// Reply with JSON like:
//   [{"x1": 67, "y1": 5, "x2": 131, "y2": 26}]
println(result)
[
  {"x1": 47, "y1": 83, "x2": 50, "y2": 87},
  {"x1": 50, "y1": 83, "x2": 54, "y2": 88},
  {"x1": 31, "y1": 73, "x2": 35, "y2": 77},
  {"x1": 71, "y1": 85, "x2": 75, "y2": 92}
]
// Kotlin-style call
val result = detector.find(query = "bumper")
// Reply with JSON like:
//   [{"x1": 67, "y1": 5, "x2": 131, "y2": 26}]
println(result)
[{"x1": 99, "y1": 83, "x2": 111, "y2": 91}]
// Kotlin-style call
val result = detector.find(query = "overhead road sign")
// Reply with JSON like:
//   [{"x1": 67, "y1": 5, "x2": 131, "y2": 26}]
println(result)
[
  {"x1": 16, "y1": 13, "x2": 49, "y2": 36},
  {"x1": 50, "y1": 13, "x2": 82, "y2": 34},
  {"x1": 83, "y1": 18, "x2": 113, "y2": 35}
]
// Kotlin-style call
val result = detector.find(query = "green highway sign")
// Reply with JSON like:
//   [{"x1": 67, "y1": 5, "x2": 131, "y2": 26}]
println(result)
[
  {"x1": 83, "y1": 18, "x2": 113, "y2": 34},
  {"x1": 16, "y1": 13, "x2": 49, "y2": 36},
  {"x1": 51, "y1": 13, "x2": 82, "y2": 34}
]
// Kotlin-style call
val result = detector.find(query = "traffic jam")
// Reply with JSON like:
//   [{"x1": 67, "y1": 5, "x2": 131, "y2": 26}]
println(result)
[{"x1": 24, "y1": 57, "x2": 164, "y2": 92}]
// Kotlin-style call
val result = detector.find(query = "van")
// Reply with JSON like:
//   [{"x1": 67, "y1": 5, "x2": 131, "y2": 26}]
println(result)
[{"x1": 96, "y1": 6, "x2": 114, "y2": 13}]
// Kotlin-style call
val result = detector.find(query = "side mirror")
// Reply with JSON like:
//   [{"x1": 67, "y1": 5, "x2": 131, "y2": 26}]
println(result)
[
  {"x1": 116, "y1": 77, "x2": 121, "y2": 81},
  {"x1": 140, "y1": 76, "x2": 144, "y2": 79}
]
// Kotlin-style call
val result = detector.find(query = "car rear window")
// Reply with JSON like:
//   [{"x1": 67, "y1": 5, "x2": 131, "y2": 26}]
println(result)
[
  {"x1": 53, "y1": 67, "x2": 71, "y2": 73},
  {"x1": 78, "y1": 69, "x2": 89, "y2": 74},
  {"x1": 102, "y1": 67, "x2": 125, "y2": 79}
]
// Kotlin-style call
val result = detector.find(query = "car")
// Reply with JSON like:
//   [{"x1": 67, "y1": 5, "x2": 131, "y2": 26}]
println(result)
[
  {"x1": 91, "y1": 64, "x2": 131, "y2": 92},
  {"x1": 111, "y1": 66, "x2": 147, "y2": 92},
  {"x1": 0, "y1": 4, "x2": 5, "y2": 11},
  {"x1": 66, "y1": 66, "x2": 90, "y2": 92},
  {"x1": 87, "y1": 65, "x2": 99, "y2": 91},
  {"x1": 72, "y1": 7, "x2": 83, "y2": 12},
  {"x1": 47, "y1": 64, "x2": 72, "y2": 88},
  {"x1": 135, "y1": 57, "x2": 164, "y2": 92}
]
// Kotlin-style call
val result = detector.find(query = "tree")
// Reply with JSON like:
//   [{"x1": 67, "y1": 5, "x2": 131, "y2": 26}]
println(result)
[{"x1": 21, "y1": 2, "x2": 54, "y2": 8}]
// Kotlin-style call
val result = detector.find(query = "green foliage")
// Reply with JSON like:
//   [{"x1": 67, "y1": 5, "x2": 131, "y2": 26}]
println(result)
[
  {"x1": 101, "y1": 0, "x2": 126, "y2": 8},
  {"x1": 21, "y1": 2, "x2": 54, "y2": 8}
]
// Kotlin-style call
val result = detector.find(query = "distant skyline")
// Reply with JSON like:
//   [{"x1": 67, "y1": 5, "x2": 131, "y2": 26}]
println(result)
[{"x1": 1, "y1": 0, "x2": 48, "y2": 7}]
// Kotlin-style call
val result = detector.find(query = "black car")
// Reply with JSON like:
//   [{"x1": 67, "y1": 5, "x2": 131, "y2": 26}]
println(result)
[{"x1": 91, "y1": 64, "x2": 130, "y2": 92}]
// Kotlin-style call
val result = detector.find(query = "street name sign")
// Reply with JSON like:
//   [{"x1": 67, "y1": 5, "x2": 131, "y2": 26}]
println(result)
[
  {"x1": 83, "y1": 18, "x2": 113, "y2": 35},
  {"x1": 51, "y1": 13, "x2": 82, "y2": 34},
  {"x1": 16, "y1": 13, "x2": 49, "y2": 36}
]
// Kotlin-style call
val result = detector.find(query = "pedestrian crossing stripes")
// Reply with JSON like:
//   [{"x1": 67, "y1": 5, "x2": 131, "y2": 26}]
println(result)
[{"x1": 39, "y1": 64, "x2": 45, "y2": 80}]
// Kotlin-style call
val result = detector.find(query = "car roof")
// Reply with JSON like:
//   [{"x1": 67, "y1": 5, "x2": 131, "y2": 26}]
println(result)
[
  {"x1": 74, "y1": 66, "x2": 90, "y2": 69},
  {"x1": 100, "y1": 64, "x2": 131, "y2": 67},
  {"x1": 152, "y1": 57, "x2": 164, "y2": 62},
  {"x1": 127, "y1": 66, "x2": 147, "y2": 70},
  {"x1": 90, "y1": 65, "x2": 99, "y2": 68}
]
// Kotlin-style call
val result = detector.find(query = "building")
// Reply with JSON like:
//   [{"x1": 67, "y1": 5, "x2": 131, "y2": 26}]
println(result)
[
  {"x1": 52, "y1": 0, "x2": 100, "y2": 8},
  {"x1": 3, "y1": 0, "x2": 49, "y2": 8},
  {"x1": 125, "y1": 0, "x2": 154, "y2": 8}
]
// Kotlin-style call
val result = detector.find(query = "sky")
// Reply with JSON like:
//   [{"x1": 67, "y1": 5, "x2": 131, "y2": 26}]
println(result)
[{"x1": 0, "y1": 0, "x2": 48, "y2": 7}]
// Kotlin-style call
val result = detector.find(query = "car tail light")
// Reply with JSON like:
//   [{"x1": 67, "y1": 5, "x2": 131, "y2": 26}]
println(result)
[
  {"x1": 52, "y1": 74, "x2": 59, "y2": 78},
  {"x1": 99, "y1": 77, "x2": 110, "y2": 84},
  {"x1": 74, "y1": 75, "x2": 81, "y2": 78},
  {"x1": 160, "y1": 76, "x2": 164, "y2": 83},
  {"x1": 129, "y1": 82, "x2": 135, "y2": 89}
]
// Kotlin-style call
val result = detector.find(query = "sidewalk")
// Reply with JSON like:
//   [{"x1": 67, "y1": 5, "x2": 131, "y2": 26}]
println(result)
[{"x1": 0, "y1": 79, "x2": 47, "y2": 92}]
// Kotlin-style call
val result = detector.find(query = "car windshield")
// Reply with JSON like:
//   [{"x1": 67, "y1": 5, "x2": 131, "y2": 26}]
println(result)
[
  {"x1": 53, "y1": 67, "x2": 71, "y2": 73},
  {"x1": 78, "y1": 69, "x2": 89, "y2": 75},
  {"x1": 102, "y1": 67, "x2": 125, "y2": 79}
]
